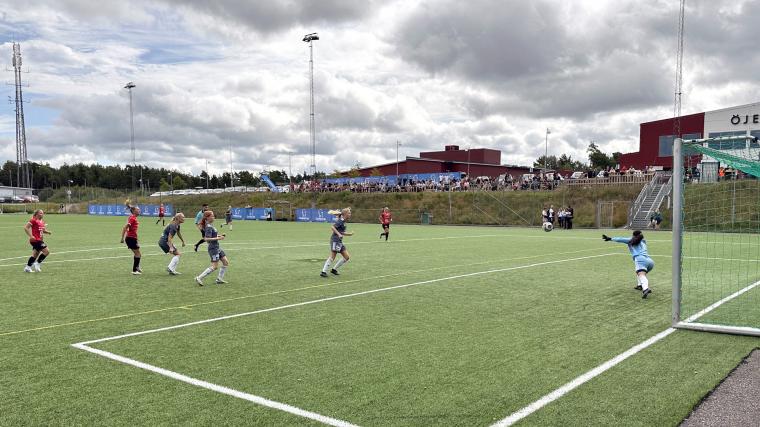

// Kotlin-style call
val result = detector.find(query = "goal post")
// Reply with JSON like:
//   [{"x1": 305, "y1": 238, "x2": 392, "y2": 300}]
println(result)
[{"x1": 672, "y1": 135, "x2": 760, "y2": 337}]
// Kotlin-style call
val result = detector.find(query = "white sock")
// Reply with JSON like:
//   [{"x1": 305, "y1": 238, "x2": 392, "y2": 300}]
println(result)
[
  {"x1": 218, "y1": 266, "x2": 227, "y2": 280},
  {"x1": 333, "y1": 258, "x2": 348, "y2": 270},
  {"x1": 322, "y1": 258, "x2": 333, "y2": 273},
  {"x1": 199, "y1": 267, "x2": 214, "y2": 279},
  {"x1": 168, "y1": 256, "x2": 180, "y2": 271},
  {"x1": 229, "y1": 224, "x2": 232, "y2": 230},
  {"x1": 638, "y1": 275, "x2": 649, "y2": 291}
]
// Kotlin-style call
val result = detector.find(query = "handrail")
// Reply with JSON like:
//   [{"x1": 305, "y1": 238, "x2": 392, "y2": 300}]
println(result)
[
  {"x1": 565, "y1": 172, "x2": 654, "y2": 187},
  {"x1": 627, "y1": 171, "x2": 672, "y2": 228}
]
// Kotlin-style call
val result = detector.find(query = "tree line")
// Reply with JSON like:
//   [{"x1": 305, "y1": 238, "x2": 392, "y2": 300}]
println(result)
[
  {"x1": 533, "y1": 142, "x2": 622, "y2": 172},
  {"x1": 0, "y1": 161, "x2": 324, "y2": 191}
]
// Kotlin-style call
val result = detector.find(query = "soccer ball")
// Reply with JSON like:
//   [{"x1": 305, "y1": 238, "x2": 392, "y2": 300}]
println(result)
[{"x1": 542, "y1": 222, "x2": 553, "y2": 232}]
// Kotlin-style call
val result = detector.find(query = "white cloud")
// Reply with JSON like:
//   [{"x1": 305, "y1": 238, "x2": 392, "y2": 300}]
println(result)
[{"x1": 0, "y1": 0, "x2": 758, "y2": 177}]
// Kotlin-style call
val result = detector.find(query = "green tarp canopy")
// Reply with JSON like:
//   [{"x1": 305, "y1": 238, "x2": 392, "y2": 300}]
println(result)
[{"x1": 685, "y1": 143, "x2": 760, "y2": 178}]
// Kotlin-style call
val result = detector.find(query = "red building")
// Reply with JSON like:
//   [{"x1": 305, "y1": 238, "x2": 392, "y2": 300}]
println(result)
[
  {"x1": 351, "y1": 145, "x2": 531, "y2": 179},
  {"x1": 619, "y1": 101, "x2": 760, "y2": 170}
]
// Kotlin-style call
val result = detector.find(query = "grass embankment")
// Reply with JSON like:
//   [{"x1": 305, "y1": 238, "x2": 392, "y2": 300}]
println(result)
[{"x1": 80, "y1": 185, "x2": 644, "y2": 228}]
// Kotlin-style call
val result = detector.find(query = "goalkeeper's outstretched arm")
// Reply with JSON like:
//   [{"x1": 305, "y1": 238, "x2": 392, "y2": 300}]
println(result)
[{"x1": 602, "y1": 234, "x2": 631, "y2": 244}]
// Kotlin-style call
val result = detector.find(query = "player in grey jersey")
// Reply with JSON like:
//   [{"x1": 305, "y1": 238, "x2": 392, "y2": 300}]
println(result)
[
  {"x1": 320, "y1": 208, "x2": 353, "y2": 277},
  {"x1": 158, "y1": 213, "x2": 186, "y2": 275},
  {"x1": 194, "y1": 210, "x2": 230, "y2": 286}
]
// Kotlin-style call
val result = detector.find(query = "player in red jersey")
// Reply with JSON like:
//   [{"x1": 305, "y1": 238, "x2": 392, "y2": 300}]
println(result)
[
  {"x1": 379, "y1": 206, "x2": 392, "y2": 241},
  {"x1": 155, "y1": 203, "x2": 166, "y2": 226},
  {"x1": 120, "y1": 200, "x2": 143, "y2": 275},
  {"x1": 23, "y1": 209, "x2": 52, "y2": 272}
]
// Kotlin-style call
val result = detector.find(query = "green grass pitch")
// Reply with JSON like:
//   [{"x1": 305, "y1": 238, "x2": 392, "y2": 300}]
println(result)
[{"x1": 1, "y1": 214, "x2": 758, "y2": 426}]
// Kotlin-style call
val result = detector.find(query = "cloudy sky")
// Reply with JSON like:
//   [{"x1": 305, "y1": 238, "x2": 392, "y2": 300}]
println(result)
[{"x1": 0, "y1": 0, "x2": 758, "y2": 176}]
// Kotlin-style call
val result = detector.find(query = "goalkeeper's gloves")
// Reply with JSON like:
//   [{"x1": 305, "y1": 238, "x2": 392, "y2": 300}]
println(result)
[{"x1": 602, "y1": 234, "x2": 611, "y2": 241}]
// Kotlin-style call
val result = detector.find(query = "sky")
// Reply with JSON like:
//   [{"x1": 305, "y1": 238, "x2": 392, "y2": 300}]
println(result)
[{"x1": 0, "y1": 0, "x2": 758, "y2": 176}]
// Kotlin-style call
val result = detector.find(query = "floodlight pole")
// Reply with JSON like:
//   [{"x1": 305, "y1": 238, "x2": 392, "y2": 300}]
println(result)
[
  {"x1": 672, "y1": 137, "x2": 683, "y2": 326},
  {"x1": 544, "y1": 128, "x2": 551, "y2": 175},
  {"x1": 124, "y1": 82, "x2": 137, "y2": 193},
  {"x1": 396, "y1": 140, "x2": 402, "y2": 185},
  {"x1": 303, "y1": 33, "x2": 319, "y2": 179}
]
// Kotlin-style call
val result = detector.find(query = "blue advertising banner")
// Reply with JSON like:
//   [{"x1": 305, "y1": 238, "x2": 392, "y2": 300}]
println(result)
[
  {"x1": 294, "y1": 208, "x2": 337, "y2": 223},
  {"x1": 88, "y1": 204, "x2": 174, "y2": 217}
]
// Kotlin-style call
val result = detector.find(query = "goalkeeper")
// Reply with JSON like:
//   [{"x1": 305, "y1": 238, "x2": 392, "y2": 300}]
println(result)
[{"x1": 602, "y1": 230, "x2": 653, "y2": 298}]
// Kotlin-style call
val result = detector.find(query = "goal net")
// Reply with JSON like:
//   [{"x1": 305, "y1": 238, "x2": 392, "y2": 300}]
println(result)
[{"x1": 673, "y1": 135, "x2": 760, "y2": 336}]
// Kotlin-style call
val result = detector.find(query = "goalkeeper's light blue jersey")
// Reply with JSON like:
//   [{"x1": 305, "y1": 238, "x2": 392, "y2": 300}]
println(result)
[{"x1": 611, "y1": 237, "x2": 650, "y2": 260}]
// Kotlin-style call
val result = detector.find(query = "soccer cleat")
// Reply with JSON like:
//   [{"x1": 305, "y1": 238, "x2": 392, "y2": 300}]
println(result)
[
  {"x1": 215, "y1": 279, "x2": 227, "y2": 284},
  {"x1": 136, "y1": 267, "x2": 142, "y2": 273},
  {"x1": 23, "y1": 266, "x2": 34, "y2": 273},
  {"x1": 194, "y1": 245, "x2": 199, "y2": 252},
  {"x1": 168, "y1": 268, "x2": 181, "y2": 275},
  {"x1": 132, "y1": 270, "x2": 142, "y2": 275},
  {"x1": 642, "y1": 288, "x2": 652, "y2": 299},
  {"x1": 634, "y1": 284, "x2": 643, "y2": 291},
  {"x1": 320, "y1": 271, "x2": 328, "y2": 277},
  {"x1": 195, "y1": 276, "x2": 204, "y2": 286},
  {"x1": 330, "y1": 269, "x2": 340, "y2": 276},
  {"x1": 33, "y1": 262, "x2": 41, "y2": 272}
]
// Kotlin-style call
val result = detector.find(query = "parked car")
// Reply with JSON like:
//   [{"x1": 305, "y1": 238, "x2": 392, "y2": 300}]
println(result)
[
  {"x1": 569, "y1": 171, "x2": 585, "y2": 179},
  {"x1": 22, "y1": 195, "x2": 39, "y2": 203}
]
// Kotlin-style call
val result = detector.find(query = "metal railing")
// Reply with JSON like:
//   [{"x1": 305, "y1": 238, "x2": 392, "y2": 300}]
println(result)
[
  {"x1": 627, "y1": 171, "x2": 672, "y2": 228},
  {"x1": 566, "y1": 172, "x2": 654, "y2": 187}
]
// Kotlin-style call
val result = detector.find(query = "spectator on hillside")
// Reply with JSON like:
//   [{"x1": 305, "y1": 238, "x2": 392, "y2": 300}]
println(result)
[
  {"x1": 566, "y1": 206, "x2": 574, "y2": 229},
  {"x1": 649, "y1": 210, "x2": 662, "y2": 230}
]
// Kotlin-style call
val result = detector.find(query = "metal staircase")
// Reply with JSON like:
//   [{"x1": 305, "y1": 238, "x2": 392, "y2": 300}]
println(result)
[{"x1": 627, "y1": 171, "x2": 672, "y2": 229}]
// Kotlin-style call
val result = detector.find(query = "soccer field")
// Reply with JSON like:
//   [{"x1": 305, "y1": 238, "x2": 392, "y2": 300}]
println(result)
[{"x1": 1, "y1": 214, "x2": 758, "y2": 426}]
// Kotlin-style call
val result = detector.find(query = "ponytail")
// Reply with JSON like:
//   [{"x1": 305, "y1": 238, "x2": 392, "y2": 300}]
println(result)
[
  {"x1": 630, "y1": 230, "x2": 644, "y2": 246},
  {"x1": 199, "y1": 210, "x2": 214, "y2": 229}
]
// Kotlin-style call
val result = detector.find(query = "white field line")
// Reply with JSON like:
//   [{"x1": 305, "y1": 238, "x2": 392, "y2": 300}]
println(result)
[
  {"x1": 683, "y1": 279, "x2": 760, "y2": 323},
  {"x1": 71, "y1": 253, "x2": 617, "y2": 425},
  {"x1": 73, "y1": 252, "x2": 617, "y2": 347},
  {"x1": 71, "y1": 343, "x2": 358, "y2": 427},
  {"x1": 0, "y1": 234, "x2": 509, "y2": 267},
  {"x1": 491, "y1": 282, "x2": 760, "y2": 426},
  {"x1": 1, "y1": 247, "x2": 610, "y2": 337}
]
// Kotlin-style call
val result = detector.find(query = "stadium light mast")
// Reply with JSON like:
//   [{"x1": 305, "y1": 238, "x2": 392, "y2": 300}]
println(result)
[
  {"x1": 303, "y1": 32, "x2": 319, "y2": 179},
  {"x1": 124, "y1": 82, "x2": 137, "y2": 192},
  {"x1": 544, "y1": 128, "x2": 551, "y2": 175},
  {"x1": 396, "y1": 140, "x2": 402, "y2": 185}
]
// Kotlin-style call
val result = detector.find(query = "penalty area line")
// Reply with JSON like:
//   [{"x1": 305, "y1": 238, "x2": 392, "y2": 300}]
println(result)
[
  {"x1": 0, "y1": 248, "x2": 611, "y2": 338},
  {"x1": 491, "y1": 281, "x2": 760, "y2": 426},
  {"x1": 71, "y1": 252, "x2": 617, "y2": 426},
  {"x1": 71, "y1": 343, "x2": 358, "y2": 427}
]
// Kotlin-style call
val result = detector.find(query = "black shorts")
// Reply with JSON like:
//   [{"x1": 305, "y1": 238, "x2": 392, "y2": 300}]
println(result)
[
  {"x1": 381, "y1": 223, "x2": 390, "y2": 230},
  {"x1": 30, "y1": 241, "x2": 47, "y2": 252},
  {"x1": 158, "y1": 240, "x2": 176, "y2": 254},
  {"x1": 125, "y1": 237, "x2": 140, "y2": 250}
]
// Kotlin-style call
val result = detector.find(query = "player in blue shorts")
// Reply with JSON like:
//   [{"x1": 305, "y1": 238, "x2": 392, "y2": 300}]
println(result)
[
  {"x1": 320, "y1": 208, "x2": 353, "y2": 277},
  {"x1": 194, "y1": 210, "x2": 230, "y2": 286},
  {"x1": 603, "y1": 230, "x2": 654, "y2": 298},
  {"x1": 158, "y1": 213, "x2": 186, "y2": 275}
]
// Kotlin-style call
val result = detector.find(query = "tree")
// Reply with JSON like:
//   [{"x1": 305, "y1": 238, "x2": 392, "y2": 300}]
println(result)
[
  {"x1": 370, "y1": 168, "x2": 383, "y2": 176},
  {"x1": 172, "y1": 176, "x2": 187, "y2": 190},
  {"x1": 587, "y1": 142, "x2": 616, "y2": 170},
  {"x1": 159, "y1": 178, "x2": 170, "y2": 191},
  {"x1": 347, "y1": 167, "x2": 361, "y2": 178},
  {"x1": 533, "y1": 155, "x2": 559, "y2": 171}
]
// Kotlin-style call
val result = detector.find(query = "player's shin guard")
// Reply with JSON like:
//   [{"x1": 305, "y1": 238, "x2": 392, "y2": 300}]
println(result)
[
  {"x1": 36, "y1": 254, "x2": 47, "y2": 264},
  {"x1": 27, "y1": 256, "x2": 35, "y2": 267},
  {"x1": 333, "y1": 258, "x2": 348, "y2": 270},
  {"x1": 133, "y1": 257, "x2": 141, "y2": 272},
  {"x1": 199, "y1": 267, "x2": 214, "y2": 279},
  {"x1": 169, "y1": 255, "x2": 180, "y2": 271},
  {"x1": 638, "y1": 275, "x2": 649, "y2": 291},
  {"x1": 322, "y1": 258, "x2": 332, "y2": 273},
  {"x1": 218, "y1": 266, "x2": 227, "y2": 280}
]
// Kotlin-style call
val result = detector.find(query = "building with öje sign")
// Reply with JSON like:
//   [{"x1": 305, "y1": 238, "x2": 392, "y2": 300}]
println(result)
[{"x1": 619, "y1": 101, "x2": 760, "y2": 179}]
